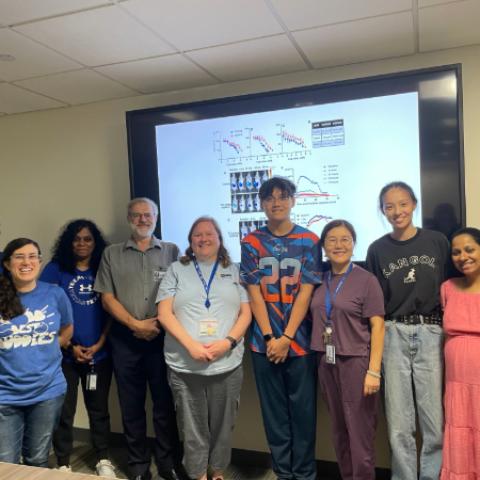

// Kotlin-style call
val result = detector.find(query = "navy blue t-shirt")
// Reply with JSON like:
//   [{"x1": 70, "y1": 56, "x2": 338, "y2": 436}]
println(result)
[{"x1": 40, "y1": 262, "x2": 108, "y2": 362}]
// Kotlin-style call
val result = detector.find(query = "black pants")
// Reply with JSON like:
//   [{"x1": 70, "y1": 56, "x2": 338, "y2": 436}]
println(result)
[
  {"x1": 54, "y1": 357, "x2": 113, "y2": 466},
  {"x1": 110, "y1": 334, "x2": 181, "y2": 477}
]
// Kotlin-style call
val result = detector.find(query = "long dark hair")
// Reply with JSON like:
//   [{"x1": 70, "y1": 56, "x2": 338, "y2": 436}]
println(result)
[
  {"x1": 51, "y1": 219, "x2": 107, "y2": 274},
  {"x1": 180, "y1": 216, "x2": 231, "y2": 268},
  {"x1": 0, "y1": 238, "x2": 41, "y2": 320}
]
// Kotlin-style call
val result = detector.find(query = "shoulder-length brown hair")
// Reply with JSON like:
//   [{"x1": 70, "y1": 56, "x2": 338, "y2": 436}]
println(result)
[{"x1": 180, "y1": 216, "x2": 231, "y2": 268}]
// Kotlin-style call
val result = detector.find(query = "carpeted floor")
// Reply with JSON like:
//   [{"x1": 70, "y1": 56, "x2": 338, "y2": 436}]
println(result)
[
  {"x1": 48, "y1": 439, "x2": 281, "y2": 480},
  {"x1": 48, "y1": 437, "x2": 346, "y2": 480}
]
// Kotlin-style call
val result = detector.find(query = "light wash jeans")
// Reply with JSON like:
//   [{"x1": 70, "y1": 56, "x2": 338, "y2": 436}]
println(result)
[
  {"x1": 382, "y1": 322, "x2": 444, "y2": 480},
  {"x1": 0, "y1": 394, "x2": 64, "y2": 467}
]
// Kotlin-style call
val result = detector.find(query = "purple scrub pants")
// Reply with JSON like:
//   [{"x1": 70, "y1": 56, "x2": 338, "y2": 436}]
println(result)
[{"x1": 318, "y1": 354, "x2": 379, "y2": 480}]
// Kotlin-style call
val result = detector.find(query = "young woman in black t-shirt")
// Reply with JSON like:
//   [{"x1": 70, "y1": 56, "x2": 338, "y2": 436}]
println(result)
[{"x1": 366, "y1": 181, "x2": 449, "y2": 480}]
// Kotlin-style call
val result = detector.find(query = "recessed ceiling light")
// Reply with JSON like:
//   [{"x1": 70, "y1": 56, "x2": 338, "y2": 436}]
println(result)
[{"x1": 0, "y1": 54, "x2": 16, "y2": 62}]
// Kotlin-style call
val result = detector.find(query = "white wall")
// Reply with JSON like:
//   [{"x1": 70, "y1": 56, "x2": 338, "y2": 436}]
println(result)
[{"x1": 1, "y1": 43, "x2": 479, "y2": 467}]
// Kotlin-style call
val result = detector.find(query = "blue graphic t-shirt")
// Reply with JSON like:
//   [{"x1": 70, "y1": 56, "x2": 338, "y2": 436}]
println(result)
[
  {"x1": 0, "y1": 281, "x2": 73, "y2": 406},
  {"x1": 241, "y1": 224, "x2": 322, "y2": 356},
  {"x1": 40, "y1": 262, "x2": 108, "y2": 362}
]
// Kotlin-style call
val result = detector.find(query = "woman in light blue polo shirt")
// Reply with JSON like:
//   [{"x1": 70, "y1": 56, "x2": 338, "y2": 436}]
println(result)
[{"x1": 157, "y1": 216, "x2": 251, "y2": 480}]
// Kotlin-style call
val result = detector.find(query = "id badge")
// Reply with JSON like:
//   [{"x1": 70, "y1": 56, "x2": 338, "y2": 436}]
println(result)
[
  {"x1": 199, "y1": 318, "x2": 218, "y2": 337},
  {"x1": 326, "y1": 344, "x2": 336, "y2": 365},
  {"x1": 86, "y1": 372, "x2": 98, "y2": 391},
  {"x1": 323, "y1": 326, "x2": 333, "y2": 347}
]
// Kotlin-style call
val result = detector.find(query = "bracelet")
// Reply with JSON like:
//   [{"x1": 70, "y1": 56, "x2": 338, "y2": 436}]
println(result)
[
  {"x1": 282, "y1": 332, "x2": 294, "y2": 341},
  {"x1": 367, "y1": 369, "x2": 381, "y2": 379}
]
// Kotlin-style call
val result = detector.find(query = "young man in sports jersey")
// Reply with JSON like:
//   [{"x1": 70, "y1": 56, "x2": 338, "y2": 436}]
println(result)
[{"x1": 240, "y1": 177, "x2": 321, "y2": 480}]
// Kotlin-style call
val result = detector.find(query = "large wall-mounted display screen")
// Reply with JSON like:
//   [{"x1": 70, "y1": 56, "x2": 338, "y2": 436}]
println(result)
[{"x1": 127, "y1": 65, "x2": 464, "y2": 262}]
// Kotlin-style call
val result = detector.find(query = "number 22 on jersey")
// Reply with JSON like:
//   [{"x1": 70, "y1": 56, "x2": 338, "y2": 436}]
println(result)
[{"x1": 259, "y1": 257, "x2": 302, "y2": 304}]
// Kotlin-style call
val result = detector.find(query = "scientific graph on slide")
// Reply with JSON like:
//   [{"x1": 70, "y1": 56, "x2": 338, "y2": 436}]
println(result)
[
  {"x1": 216, "y1": 123, "x2": 340, "y2": 240},
  {"x1": 214, "y1": 123, "x2": 310, "y2": 164},
  {"x1": 306, "y1": 214, "x2": 334, "y2": 228},
  {"x1": 295, "y1": 175, "x2": 338, "y2": 204},
  {"x1": 156, "y1": 92, "x2": 421, "y2": 262}
]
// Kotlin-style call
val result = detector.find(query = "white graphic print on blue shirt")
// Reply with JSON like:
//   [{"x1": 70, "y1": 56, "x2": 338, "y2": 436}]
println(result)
[{"x1": 0, "y1": 281, "x2": 73, "y2": 406}]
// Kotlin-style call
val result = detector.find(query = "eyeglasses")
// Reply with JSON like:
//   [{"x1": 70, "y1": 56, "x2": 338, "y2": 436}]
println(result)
[
  {"x1": 11, "y1": 253, "x2": 42, "y2": 262},
  {"x1": 129, "y1": 212, "x2": 154, "y2": 220},
  {"x1": 263, "y1": 194, "x2": 292, "y2": 204},
  {"x1": 324, "y1": 237, "x2": 353, "y2": 247}
]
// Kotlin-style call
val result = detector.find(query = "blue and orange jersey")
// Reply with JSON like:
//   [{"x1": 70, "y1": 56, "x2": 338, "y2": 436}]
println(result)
[{"x1": 240, "y1": 224, "x2": 321, "y2": 356}]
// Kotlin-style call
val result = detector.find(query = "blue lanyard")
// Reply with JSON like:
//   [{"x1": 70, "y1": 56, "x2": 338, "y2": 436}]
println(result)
[
  {"x1": 193, "y1": 258, "x2": 219, "y2": 309},
  {"x1": 325, "y1": 263, "x2": 353, "y2": 326}
]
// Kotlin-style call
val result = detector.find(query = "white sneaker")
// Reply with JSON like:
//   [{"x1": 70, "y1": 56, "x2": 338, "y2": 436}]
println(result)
[
  {"x1": 57, "y1": 465, "x2": 72, "y2": 472},
  {"x1": 96, "y1": 459, "x2": 117, "y2": 478}
]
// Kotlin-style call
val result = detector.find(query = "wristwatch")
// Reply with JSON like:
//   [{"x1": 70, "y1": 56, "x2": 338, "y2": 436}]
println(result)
[
  {"x1": 226, "y1": 336, "x2": 238, "y2": 350},
  {"x1": 263, "y1": 333, "x2": 274, "y2": 342}
]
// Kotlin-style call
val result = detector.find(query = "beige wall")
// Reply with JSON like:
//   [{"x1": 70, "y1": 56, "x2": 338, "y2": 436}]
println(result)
[{"x1": 1, "y1": 43, "x2": 479, "y2": 467}]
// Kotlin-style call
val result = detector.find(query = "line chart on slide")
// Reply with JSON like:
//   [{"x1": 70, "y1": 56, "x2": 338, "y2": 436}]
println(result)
[{"x1": 214, "y1": 124, "x2": 311, "y2": 164}]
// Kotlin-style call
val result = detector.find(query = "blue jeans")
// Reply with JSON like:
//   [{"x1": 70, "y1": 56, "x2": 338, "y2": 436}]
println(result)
[
  {"x1": 382, "y1": 322, "x2": 444, "y2": 480},
  {"x1": 0, "y1": 394, "x2": 64, "y2": 467}
]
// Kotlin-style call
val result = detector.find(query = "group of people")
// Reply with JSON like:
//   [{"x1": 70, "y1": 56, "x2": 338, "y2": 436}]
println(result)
[{"x1": 0, "y1": 176, "x2": 479, "y2": 480}]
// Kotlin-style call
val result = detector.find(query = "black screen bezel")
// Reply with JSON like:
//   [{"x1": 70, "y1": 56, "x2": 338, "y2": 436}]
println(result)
[{"x1": 126, "y1": 64, "x2": 465, "y2": 239}]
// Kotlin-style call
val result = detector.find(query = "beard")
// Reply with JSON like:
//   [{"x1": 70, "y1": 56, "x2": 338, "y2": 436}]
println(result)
[{"x1": 129, "y1": 222, "x2": 155, "y2": 239}]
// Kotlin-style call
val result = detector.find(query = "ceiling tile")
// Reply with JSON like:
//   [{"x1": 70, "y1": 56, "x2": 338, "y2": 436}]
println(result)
[
  {"x1": 121, "y1": 0, "x2": 283, "y2": 50},
  {"x1": 14, "y1": 5, "x2": 175, "y2": 66},
  {"x1": 0, "y1": 0, "x2": 110, "y2": 26},
  {"x1": 418, "y1": 0, "x2": 463, "y2": 6},
  {"x1": 96, "y1": 55, "x2": 217, "y2": 94},
  {"x1": 0, "y1": 29, "x2": 81, "y2": 81},
  {"x1": 419, "y1": 0, "x2": 480, "y2": 51},
  {"x1": 271, "y1": 0, "x2": 412, "y2": 31},
  {"x1": 293, "y1": 11, "x2": 414, "y2": 68},
  {"x1": 0, "y1": 83, "x2": 65, "y2": 114},
  {"x1": 186, "y1": 35, "x2": 308, "y2": 82},
  {"x1": 14, "y1": 69, "x2": 137, "y2": 105}
]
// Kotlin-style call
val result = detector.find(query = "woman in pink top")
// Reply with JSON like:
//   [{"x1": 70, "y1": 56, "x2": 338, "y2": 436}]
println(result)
[{"x1": 441, "y1": 227, "x2": 480, "y2": 479}]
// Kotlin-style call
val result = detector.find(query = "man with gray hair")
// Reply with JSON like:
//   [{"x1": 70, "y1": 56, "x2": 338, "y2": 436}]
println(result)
[{"x1": 95, "y1": 197, "x2": 181, "y2": 480}]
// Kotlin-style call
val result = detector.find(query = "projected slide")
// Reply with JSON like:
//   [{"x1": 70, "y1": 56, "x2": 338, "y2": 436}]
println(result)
[{"x1": 156, "y1": 92, "x2": 421, "y2": 262}]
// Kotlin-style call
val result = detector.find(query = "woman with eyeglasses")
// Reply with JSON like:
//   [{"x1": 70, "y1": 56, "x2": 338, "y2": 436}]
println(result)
[
  {"x1": 157, "y1": 217, "x2": 251, "y2": 480},
  {"x1": 40, "y1": 219, "x2": 116, "y2": 477},
  {"x1": 366, "y1": 181, "x2": 449, "y2": 480},
  {"x1": 0, "y1": 238, "x2": 73, "y2": 467},
  {"x1": 310, "y1": 220, "x2": 385, "y2": 479}
]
